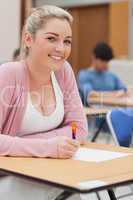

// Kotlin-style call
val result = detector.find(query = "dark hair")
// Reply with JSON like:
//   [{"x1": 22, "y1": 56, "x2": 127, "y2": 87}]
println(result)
[
  {"x1": 13, "y1": 48, "x2": 20, "y2": 60},
  {"x1": 93, "y1": 42, "x2": 114, "y2": 61}
]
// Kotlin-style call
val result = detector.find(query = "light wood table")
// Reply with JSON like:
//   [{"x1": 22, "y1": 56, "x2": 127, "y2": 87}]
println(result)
[
  {"x1": 89, "y1": 96, "x2": 133, "y2": 108},
  {"x1": 84, "y1": 107, "x2": 109, "y2": 116},
  {"x1": 85, "y1": 95, "x2": 133, "y2": 142},
  {"x1": 0, "y1": 143, "x2": 133, "y2": 200},
  {"x1": 84, "y1": 107, "x2": 110, "y2": 142}
]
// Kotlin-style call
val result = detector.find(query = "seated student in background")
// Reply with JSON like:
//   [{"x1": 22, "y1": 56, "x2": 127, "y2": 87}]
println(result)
[
  {"x1": 0, "y1": 5, "x2": 88, "y2": 200},
  {"x1": 77, "y1": 42, "x2": 127, "y2": 106}
]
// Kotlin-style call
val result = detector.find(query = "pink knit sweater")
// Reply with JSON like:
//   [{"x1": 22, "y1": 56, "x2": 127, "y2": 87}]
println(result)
[{"x1": 0, "y1": 61, "x2": 88, "y2": 157}]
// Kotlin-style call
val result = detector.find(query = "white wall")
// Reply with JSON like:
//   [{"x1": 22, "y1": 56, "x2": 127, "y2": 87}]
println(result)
[
  {"x1": 109, "y1": 59, "x2": 133, "y2": 86},
  {"x1": 0, "y1": 0, "x2": 21, "y2": 62}
]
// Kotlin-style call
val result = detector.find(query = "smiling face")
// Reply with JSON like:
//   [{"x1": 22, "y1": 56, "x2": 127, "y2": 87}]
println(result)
[{"x1": 24, "y1": 17, "x2": 72, "y2": 72}]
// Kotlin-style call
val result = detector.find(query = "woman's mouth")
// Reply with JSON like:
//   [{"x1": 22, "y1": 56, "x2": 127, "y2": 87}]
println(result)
[{"x1": 49, "y1": 55, "x2": 64, "y2": 61}]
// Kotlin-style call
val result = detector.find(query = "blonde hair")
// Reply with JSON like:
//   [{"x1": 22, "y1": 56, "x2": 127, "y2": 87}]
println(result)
[{"x1": 21, "y1": 5, "x2": 73, "y2": 58}]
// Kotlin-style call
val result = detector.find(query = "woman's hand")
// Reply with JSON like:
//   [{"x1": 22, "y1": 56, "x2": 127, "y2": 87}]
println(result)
[
  {"x1": 56, "y1": 136, "x2": 80, "y2": 159},
  {"x1": 78, "y1": 138, "x2": 87, "y2": 145}
]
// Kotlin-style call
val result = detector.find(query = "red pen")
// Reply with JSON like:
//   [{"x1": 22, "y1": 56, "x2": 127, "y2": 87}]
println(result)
[{"x1": 71, "y1": 122, "x2": 77, "y2": 139}]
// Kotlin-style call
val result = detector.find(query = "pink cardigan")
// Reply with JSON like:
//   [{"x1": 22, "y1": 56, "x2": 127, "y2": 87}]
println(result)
[{"x1": 0, "y1": 61, "x2": 88, "y2": 157}]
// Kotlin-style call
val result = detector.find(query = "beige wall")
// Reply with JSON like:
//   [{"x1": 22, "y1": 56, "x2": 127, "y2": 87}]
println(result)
[{"x1": 109, "y1": 2, "x2": 128, "y2": 58}]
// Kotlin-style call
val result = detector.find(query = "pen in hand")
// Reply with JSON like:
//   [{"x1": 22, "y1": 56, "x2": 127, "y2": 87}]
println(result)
[{"x1": 71, "y1": 122, "x2": 77, "y2": 140}]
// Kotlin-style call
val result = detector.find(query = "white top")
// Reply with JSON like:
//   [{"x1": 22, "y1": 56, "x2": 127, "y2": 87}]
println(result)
[{"x1": 19, "y1": 71, "x2": 64, "y2": 136}]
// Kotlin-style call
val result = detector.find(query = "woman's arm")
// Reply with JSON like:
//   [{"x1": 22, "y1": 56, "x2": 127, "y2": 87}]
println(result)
[
  {"x1": 0, "y1": 134, "x2": 59, "y2": 157},
  {"x1": 0, "y1": 133, "x2": 80, "y2": 158}
]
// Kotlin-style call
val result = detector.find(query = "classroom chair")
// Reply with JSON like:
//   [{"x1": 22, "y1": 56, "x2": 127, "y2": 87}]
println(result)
[
  {"x1": 106, "y1": 108, "x2": 133, "y2": 199},
  {"x1": 106, "y1": 108, "x2": 133, "y2": 147}
]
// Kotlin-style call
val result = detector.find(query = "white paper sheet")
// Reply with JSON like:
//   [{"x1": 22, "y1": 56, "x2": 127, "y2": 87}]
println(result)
[{"x1": 73, "y1": 147, "x2": 130, "y2": 162}]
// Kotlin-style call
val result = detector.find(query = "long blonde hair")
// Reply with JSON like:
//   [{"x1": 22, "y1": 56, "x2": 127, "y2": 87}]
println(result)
[{"x1": 21, "y1": 5, "x2": 73, "y2": 58}]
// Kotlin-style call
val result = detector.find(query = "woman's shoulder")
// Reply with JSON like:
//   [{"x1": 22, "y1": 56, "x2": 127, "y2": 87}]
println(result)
[
  {"x1": 56, "y1": 61, "x2": 73, "y2": 80},
  {"x1": 0, "y1": 61, "x2": 24, "y2": 78},
  {"x1": 0, "y1": 61, "x2": 26, "y2": 87},
  {"x1": 0, "y1": 61, "x2": 23, "y2": 70}
]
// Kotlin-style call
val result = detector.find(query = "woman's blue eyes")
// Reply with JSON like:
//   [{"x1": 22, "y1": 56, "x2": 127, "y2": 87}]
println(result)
[{"x1": 47, "y1": 37, "x2": 72, "y2": 45}]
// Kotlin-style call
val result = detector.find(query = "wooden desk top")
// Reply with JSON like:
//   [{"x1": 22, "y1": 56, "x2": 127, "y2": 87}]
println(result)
[
  {"x1": 84, "y1": 107, "x2": 109, "y2": 116},
  {"x1": 89, "y1": 96, "x2": 133, "y2": 107},
  {"x1": 0, "y1": 143, "x2": 133, "y2": 193}
]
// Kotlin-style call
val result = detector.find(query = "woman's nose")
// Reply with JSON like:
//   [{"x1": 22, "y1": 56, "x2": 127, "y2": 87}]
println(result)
[{"x1": 55, "y1": 42, "x2": 65, "y2": 52}]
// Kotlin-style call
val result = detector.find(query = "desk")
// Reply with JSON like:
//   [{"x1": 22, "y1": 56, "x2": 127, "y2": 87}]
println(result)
[
  {"x1": 84, "y1": 107, "x2": 110, "y2": 142},
  {"x1": 86, "y1": 95, "x2": 133, "y2": 142},
  {"x1": 84, "y1": 107, "x2": 109, "y2": 116},
  {"x1": 0, "y1": 143, "x2": 133, "y2": 200},
  {"x1": 89, "y1": 96, "x2": 133, "y2": 108}
]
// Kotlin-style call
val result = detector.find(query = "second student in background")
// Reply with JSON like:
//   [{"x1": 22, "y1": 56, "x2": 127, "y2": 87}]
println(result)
[{"x1": 77, "y1": 42, "x2": 127, "y2": 106}]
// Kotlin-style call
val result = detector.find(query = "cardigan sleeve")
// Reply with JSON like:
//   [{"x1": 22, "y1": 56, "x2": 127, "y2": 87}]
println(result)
[
  {"x1": 0, "y1": 64, "x2": 16, "y2": 132},
  {"x1": 0, "y1": 134, "x2": 59, "y2": 157}
]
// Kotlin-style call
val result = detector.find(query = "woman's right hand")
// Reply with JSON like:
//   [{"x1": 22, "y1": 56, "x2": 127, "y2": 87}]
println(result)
[{"x1": 56, "y1": 136, "x2": 80, "y2": 159}]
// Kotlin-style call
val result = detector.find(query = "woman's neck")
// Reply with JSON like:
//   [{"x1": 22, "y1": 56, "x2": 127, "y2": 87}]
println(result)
[{"x1": 25, "y1": 58, "x2": 51, "y2": 91}]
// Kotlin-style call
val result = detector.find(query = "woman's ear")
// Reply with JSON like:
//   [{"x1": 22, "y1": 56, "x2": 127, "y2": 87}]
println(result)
[{"x1": 23, "y1": 32, "x2": 33, "y2": 48}]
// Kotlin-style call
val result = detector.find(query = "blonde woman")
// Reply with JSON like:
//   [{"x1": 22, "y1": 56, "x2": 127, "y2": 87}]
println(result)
[{"x1": 0, "y1": 5, "x2": 88, "y2": 200}]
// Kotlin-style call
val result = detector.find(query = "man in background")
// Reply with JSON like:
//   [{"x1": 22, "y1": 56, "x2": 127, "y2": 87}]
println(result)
[{"x1": 77, "y1": 42, "x2": 127, "y2": 106}]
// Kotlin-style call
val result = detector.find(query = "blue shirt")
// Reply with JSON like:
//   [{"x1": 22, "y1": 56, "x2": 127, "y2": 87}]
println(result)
[{"x1": 77, "y1": 69, "x2": 127, "y2": 105}]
